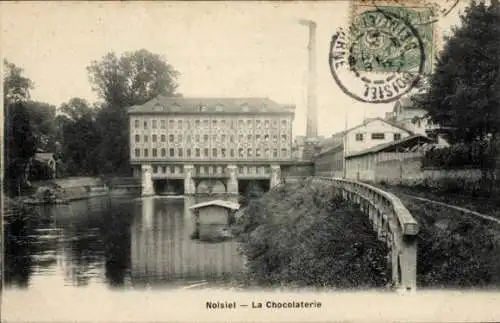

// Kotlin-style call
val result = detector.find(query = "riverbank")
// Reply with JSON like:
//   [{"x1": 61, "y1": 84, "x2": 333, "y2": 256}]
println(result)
[{"x1": 235, "y1": 179, "x2": 391, "y2": 290}]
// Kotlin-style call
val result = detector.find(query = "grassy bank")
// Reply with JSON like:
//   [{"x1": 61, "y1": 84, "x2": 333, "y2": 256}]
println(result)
[
  {"x1": 235, "y1": 179, "x2": 391, "y2": 290},
  {"x1": 374, "y1": 183, "x2": 500, "y2": 288}
]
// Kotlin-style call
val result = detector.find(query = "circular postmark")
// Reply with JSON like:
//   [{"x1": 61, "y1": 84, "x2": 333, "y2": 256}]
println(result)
[{"x1": 329, "y1": 10, "x2": 425, "y2": 103}]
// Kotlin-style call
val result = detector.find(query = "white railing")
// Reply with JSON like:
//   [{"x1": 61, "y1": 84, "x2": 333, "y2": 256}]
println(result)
[{"x1": 284, "y1": 176, "x2": 419, "y2": 292}]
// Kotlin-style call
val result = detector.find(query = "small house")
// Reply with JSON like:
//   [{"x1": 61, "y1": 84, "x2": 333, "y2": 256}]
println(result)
[{"x1": 189, "y1": 200, "x2": 240, "y2": 241}]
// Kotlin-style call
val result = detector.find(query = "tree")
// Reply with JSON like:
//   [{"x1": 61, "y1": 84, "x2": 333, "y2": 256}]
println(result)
[
  {"x1": 419, "y1": 0, "x2": 500, "y2": 143},
  {"x1": 3, "y1": 60, "x2": 36, "y2": 196},
  {"x1": 87, "y1": 49, "x2": 180, "y2": 174},
  {"x1": 56, "y1": 98, "x2": 102, "y2": 176},
  {"x1": 25, "y1": 101, "x2": 57, "y2": 152}
]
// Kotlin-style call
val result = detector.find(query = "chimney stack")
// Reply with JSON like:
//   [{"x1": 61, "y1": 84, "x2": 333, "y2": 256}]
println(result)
[{"x1": 299, "y1": 19, "x2": 318, "y2": 138}]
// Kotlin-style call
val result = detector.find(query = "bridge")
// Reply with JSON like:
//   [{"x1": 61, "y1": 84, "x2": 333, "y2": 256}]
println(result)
[{"x1": 285, "y1": 176, "x2": 419, "y2": 292}]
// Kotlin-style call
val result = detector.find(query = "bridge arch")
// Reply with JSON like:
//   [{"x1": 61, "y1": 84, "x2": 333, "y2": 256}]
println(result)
[
  {"x1": 285, "y1": 176, "x2": 419, "y2": 292},
  {"x1": 194, "y1": 179, "x2": 227, "y2": 194}
]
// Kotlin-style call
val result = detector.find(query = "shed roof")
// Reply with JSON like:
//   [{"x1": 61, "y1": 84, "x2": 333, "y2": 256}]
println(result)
[
  {"x1": 189, "y1": 199, "x2": 240, "y2": 211},
  {"x1": 346, "y1": 134, "x2": 432, "y2": 159},
  {"x1": 34, "y1": 153, "x2": 55, "y2": 161}
]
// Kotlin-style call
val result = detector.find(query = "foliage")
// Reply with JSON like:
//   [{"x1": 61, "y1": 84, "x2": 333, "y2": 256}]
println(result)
[
  {"x1": 86, "y1": 49, "x2": 180, "y2": 174},
  {"x1": 401, "y1": 198, "x2": 500, "y2": 288},
  {"x1": 56, "y1": 98, "x2": 102, "y2": 176},
  {"x1": 417, "y1": 1, "x2": 500, "y2": 143},
  {"x1": 422, "y1": 141, "x2": 496, "y2": 169},
  {"x1": 236, "y1": 180, "x2": 390, "y2": 289},
  {"x1": 3, "y1": 60, "x2": 37, "y2": 196}
]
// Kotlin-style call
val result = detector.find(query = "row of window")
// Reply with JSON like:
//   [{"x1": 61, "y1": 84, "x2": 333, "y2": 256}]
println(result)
[
  {"x1": 134, "y1": 134, "x2": 289, "y2": 144},
  {"x1": 150, "y1": 165, "x2": 274, "y2": 175},
  {"x1": 134, "y1": 118, "x2": 289, "y2": 129},
  {"x1": 134, "y1": 147, "x2": 289, "y2": 158},
  {"x1": 354, "y1": 133, "x2": 402, "y2": 141}
]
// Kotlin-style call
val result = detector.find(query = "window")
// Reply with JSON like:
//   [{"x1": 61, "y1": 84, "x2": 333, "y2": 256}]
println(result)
[
  {"x1": 204, "y1": 148, "x2": 209, "y2": 157},
  {"x1": 135, "y1": 135, "x2": 140, "y2": 142},
  {"x1": 161, "y1": 134, "x2": 166, "y2": 142},
  {"x1": 273, "y1": 149, "x2": 278, "y2": 157},
  {"x1": 221, "y1": 120, "x2": 226, "y2": 126},
  {"x1": 143, "y1": 121, "x2": 148, "y2": 129},
  {"x1": 264, "y1": 134, "x2": 269, "y2": 141},
  {"x1": 247, "y1": 120, "x2": 252, "y2": 127},
  {"x1": 161, "y1": 148, "x2": 166, "y2": 157},
  {"x1": 247, "y1": 134, "x2": 252, "y2": 140},
  {"x1": 178, "y1": 134, "x2": 182, "y2": 142},
  {"x1": 281, "y1": 135, "x2": 287, "y2": 141},
  {"x1": 144, "y1": 135, "x2": 148, "y2": 142},
  {"x1": 135, "y1": 148, "x2": 140, "y2": 157},
  {"x1": 178, "y1": 148, "x2": 183, "y2": 157},
  {"x1": 152, "y1": 134, "x2": 157, "y2": 142},
  {"x1": 221, "y1": 135, "x2": 226, "y2": 142},
  {"x1": 195, "y1": 148, "x2": 200, "y2": 157},
  {"x1": 221, "y1": 148, "x2": 226, "y2": 157},
  {"x1": 187, "y1": 135, "x2": 191, "y2": 143},
  {"x1": 195, "y1": 120, "x2": 200, "y2": 127},
  {"x1": 265, "y1": 120, "x2": 270, "y2": 127},
  {"x1": 281, "y1": 148, "x2": 287, "y2": 157},
  {"x1": 196, "y1": 135, "x2": 200, "y2": 143},
  {"x1": 256, "y1": 134, "x2": 260, "y2": 141},
  {"x1": 239, "y1": 148, "x2": 244, "y2": 157},
  {"x1": 169, "y1": 148, "x2": 175, "y2": 157},
  {"x1": 239, "y1": 135, "x2": 244, "y2": 142},
  {"x1": 144, "y1": 148, "x2": 149, "y2": 157},
  {"x1": 161, "y1": 120, "x2": 166, "y2": 129},
  {"x1": 281, "y1": 120, "x2": 287, "y2": 127},
  {"x1": 212, "y1": 148, "x2": 217, "y2": 157},
  {"x1": 238, "y1": 120, "x2": 244, "y2": 126},
  {"x1": 178, "y1": 120, "x2": 182, "y2": 129},
  {"x1": 152, "y1": 148, "x2": 157, "y2": 157},
  {"x1": 134, "y1": 120, "x2": 139, "y2": 128},
  {"x1": 212, "y1": 135, "x2": 217, "y2": 141},
  {"x1": 203, "y1": 120, "x2": 209, "y2": 127},
  {"x1": 394, "y1": 133, "x2": 402, "y2": 141},
  {"x1": 256, "y1": 148, "x2": 261, "y2": 157},
  {"x1": 186, "y1": 148, "x2": 191, "y2": 157},
  {"x1": 230, "y1": 149, "x2": 235, "y2": 157},
  {"x1": 230, "y1": 135, "x2": 235, "y2": 143},
  {"x1": 204, "y1": 135, "x2": 209, "y2": 143},
  {"x1": 247, "y1": 148, "x2": 252, "y2": 157},
  {"x1": 265, "y1": 148, "x2": 270, "y2": 157},
  {"x1": 152, "y1": 120, "x2": 157, "y2": 129},
  {"x1": 355, "y1": 133, "x2": 364, "y2": 141},
  {"x1": 169, "y1": 120, "x2": 174, "y2": 127},
  {"x1": 212, "y1": 120, "x2": 217, "y2": 126},
  {"x1": 153, "y1": 166, "x2": 157, "y2": 173},
  {"x1": 371, "y1": 133, "x2": 385, "y2": 140},
  {"x1": 169, "y1": 135, "x2": 174, "y2": 143}
]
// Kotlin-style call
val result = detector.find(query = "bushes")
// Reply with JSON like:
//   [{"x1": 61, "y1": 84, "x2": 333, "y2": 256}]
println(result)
[
  {"x1": 236, "y1": 179, "x2": 390, "y2": 289},
  {"x1": 422, "y1": 141, "x2": 495, "y2": 170}
]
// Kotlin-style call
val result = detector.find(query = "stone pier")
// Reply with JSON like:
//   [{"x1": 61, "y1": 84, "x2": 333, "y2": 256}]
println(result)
[
  {"x1": 270, "y1": 164, "x2": 281, "y2": 188},
  {"x1": 184, "y1": 164, "x2": 196, "y2": 195},
  {"x1": 141, "y1": 164, "x2": 155, "y2": 196},
  {"x1": 226, "y1": 164, "x2": 238, "y2": 194}
]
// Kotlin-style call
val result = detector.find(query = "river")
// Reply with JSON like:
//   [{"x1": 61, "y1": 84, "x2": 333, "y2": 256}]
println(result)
[{"x1": 3, "y1": 195, "x2": 246, "y2": 292}]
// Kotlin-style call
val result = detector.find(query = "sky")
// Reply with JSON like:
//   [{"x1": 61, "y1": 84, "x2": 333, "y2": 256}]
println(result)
[{"x1": 1, "y1": 1, "x2": 466, "y2": 137}]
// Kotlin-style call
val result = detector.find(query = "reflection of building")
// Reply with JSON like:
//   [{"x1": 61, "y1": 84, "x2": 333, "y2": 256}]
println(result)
[
  {"x1": 128, "y1": 97, "x2": 295, "y2": 195},
  {"x1": 130, "y1": 197, "x2": 244, "y2": 285}
]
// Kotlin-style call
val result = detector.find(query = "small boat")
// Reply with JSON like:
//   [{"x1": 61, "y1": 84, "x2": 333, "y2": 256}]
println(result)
[{"x1": 189, "y1": 199, "x2": 240, "y2": 242}]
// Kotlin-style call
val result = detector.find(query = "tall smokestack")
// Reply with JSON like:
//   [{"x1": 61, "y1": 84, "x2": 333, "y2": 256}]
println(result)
[{"x1": 299, "y1": 19, "x2": 318, "y2": 138}]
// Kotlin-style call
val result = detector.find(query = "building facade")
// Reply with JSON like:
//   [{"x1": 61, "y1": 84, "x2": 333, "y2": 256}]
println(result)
[
  {"x1": 128, "y1": 96, "x2": 295, "y2": 195},
  {"x1": 313, "y1": 118, "x2": 413, "y2": 178}
]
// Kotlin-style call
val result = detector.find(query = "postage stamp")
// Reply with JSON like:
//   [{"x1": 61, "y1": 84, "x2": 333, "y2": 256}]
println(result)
[{"x1": 329, "y1": 0, "x2": 440, "y2": 103}]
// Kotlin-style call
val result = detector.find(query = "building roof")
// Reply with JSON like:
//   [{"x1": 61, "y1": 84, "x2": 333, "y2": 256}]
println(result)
[
  {"x1": 318, "y1": 117, "x2": 413, "y2": 152},
  {"x1": 127, "y1": 96, "x2": 295, "y2": 115},
  {"x1": 346, "y1": 134, "x2": 433, "y2": 159},
  {"x1": 315, "y1": 142, "x2": 343, "y2": 157},
  {"x1": 189, "y1": 199, "x2": 240, "y2": 211}
]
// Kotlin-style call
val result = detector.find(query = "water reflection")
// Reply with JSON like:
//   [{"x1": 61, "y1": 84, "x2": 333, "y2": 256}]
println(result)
[
  {"x1": 3, "y1": 195, "x2": 244, "y2": 290},
  {"x1": 130, "y1": 196, "x2": 244, "y2": 288}
]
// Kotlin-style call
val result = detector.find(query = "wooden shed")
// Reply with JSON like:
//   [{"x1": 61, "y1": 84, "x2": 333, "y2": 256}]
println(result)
[{"x1": 189, "y1": 200, "x2": 240, "y2": 242}]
